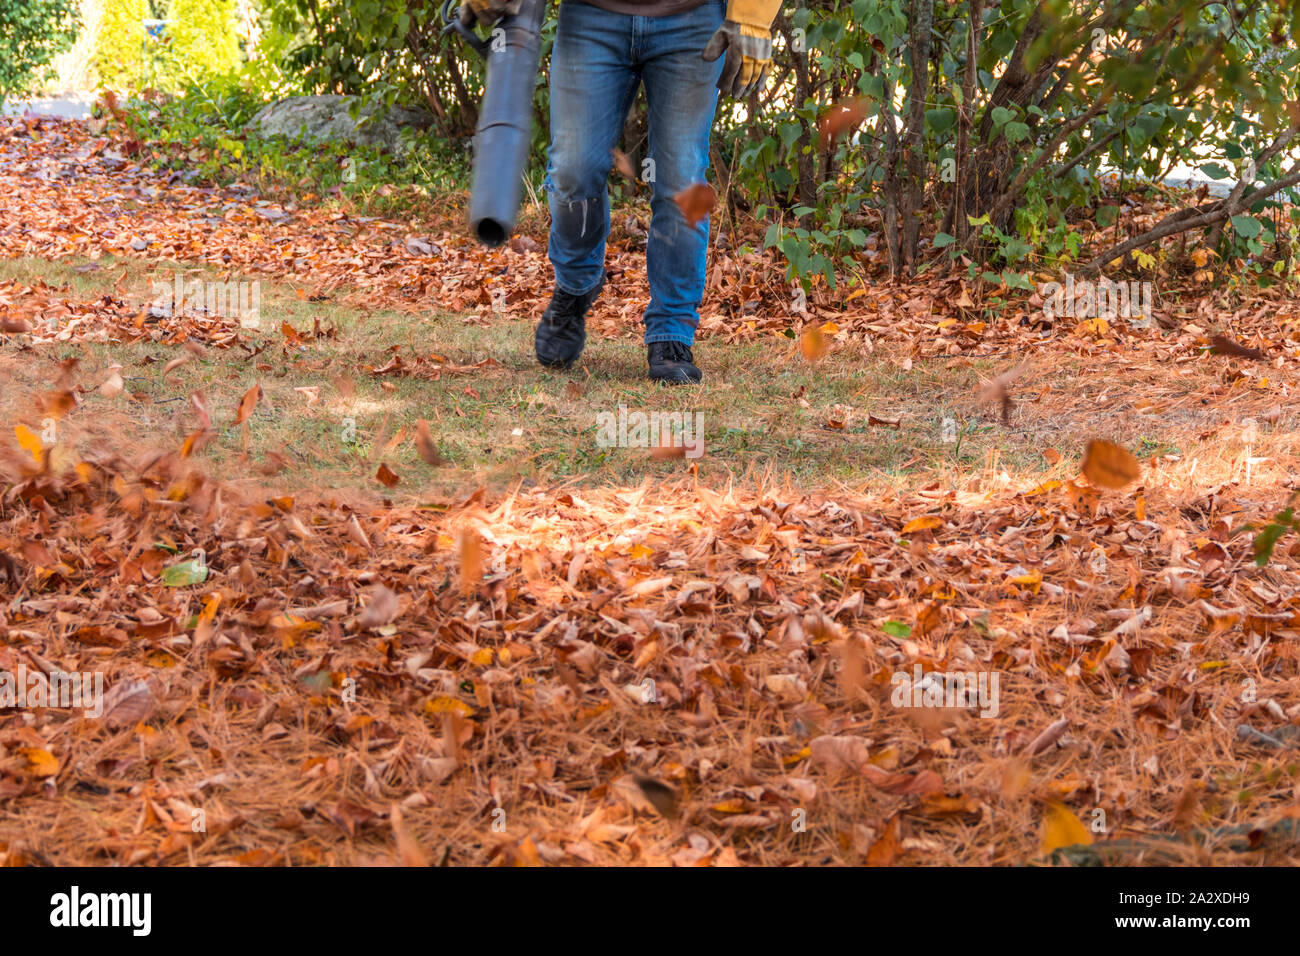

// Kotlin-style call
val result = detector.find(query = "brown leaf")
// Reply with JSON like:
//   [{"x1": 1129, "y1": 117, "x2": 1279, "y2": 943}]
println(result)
[
  {"x1": 99, "y1": 370, "x2": 124, "y2": 398},
  {"x1": 631, "y1": 774, "x2": 679, "y2": 819},
  {"x1": 1081, "y1": 439, "x2": 1140, "y2": 490},
  {"x1": 390, "y1": 802, "x2": 429, "y2": 867},
  {"x1": 1208, "y1": 334, "x2": 1265, "y2": 360},
  {"x1": 41, "y1": 390, "x2": 76, "y2": 419},
  {"x1": 190, "y1": 390, "x2": 212, "y2": 431},
  {"x1": 861, "y1": 765, "x2": 944, "y2": 796},
  {"x1": 978, "y1": 363, "x2": 1029, "y2": 425},
  {"x1": 459, "y1": 528, "x2": 482, "y2": 595},
  {"x1": 810, "y1": 734, "x2": 871, "y2": 774},
  {"x1": 102, "y1": 678, "x2": 158, "y2": 729},
  {"x1": 415, "y1": 419, "x2": 446, "y2": 466},
  {"x1": 375, "y1": 463, "x2": 400, "y2": 487},
  {"x1": 232, "y1": 384, "x2": 262, "y2": 426},
  {"x1": 817, "y1": 97, "x2": 869, "y2": 148},
  {"x1": 1024, "y1": 716, "x2": 1069, "y2": 756},
  {"x1": 611, "y1": 148, "x2": 637, "y2": 181},
  {"x1": 356, "y1": 584, "x2": 400, "y2": 629},
  {"x1": 673, "y1": 182, "x2": 716, "y2": 227},
  {"x1": 866, "y1": 813, "x2": 903, "y2": 866},
  {"x1": 162, "y1": 355, "x2": 190, "y2": 379}
]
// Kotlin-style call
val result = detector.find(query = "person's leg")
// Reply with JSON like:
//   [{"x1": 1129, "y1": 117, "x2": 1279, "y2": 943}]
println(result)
[
  {"x1": 545, "y1": 1, "x2": 640, "y2": 297},
  {"x1": 639, "y1": 0, "x2": 725, "y2": 353}
]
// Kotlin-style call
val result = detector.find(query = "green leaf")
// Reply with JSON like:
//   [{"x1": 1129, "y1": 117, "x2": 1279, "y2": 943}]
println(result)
[
  {"x1": 932, "y1": 232, "x2": 956, "y2": 248},
  {"x1": 1004, "y1": 121, "x2": 1031, "y2": 144},
  {"x1": 925, "y1": 107, "x2": 956, "y2": 133},
  {"x1": 763, "y1": 221, "x2": 782, "y2": 249},
  {"x1": 990, "y1": 106, "x2": 1016, "y2": 129},
  {"x1": 881, "y1": 620, "x2": 912, "y2": 638},
  {"x1": 1231, "y1": 214, "x2": 1263, "y2": 238},
  {"x1": 162, "y1": 557, "x2": 208, "y2": 587},
  {"x1": 1253, "y1": 509, "x2": 1294, "y2": 566}
]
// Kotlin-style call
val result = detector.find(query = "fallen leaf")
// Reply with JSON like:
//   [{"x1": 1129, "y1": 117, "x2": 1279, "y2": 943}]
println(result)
[
  {"x1": 415, "y1": 419, "x2": 446, "y2": 466},
  {"x1": 1040, "y1": 801, "x2": 1093, "y2": 855},
  {"x1": 1081, "y1": 439, "x2": 1140, "y2": 490},
  {"x1": 1208, "y1": 334, "x2": 1265, "y2": 360},
  {"x1": 673, "y1": 183, "x2": 716, "y2": 227},
  {"x1": 233, "y1": 384, "x2": 262, "y2": 426}
]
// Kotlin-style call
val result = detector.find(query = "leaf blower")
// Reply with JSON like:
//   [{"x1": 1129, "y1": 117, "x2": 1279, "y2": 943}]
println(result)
[{"x1": 442, "y1": 0, "x2": 548, "y2": 247}]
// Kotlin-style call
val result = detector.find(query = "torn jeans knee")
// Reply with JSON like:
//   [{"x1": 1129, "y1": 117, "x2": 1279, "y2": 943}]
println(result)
[{"x1": 550, "y1": 192, "x2": 604, "y2": 242}]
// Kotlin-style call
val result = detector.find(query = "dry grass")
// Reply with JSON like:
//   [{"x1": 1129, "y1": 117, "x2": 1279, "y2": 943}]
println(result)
[{"x1": 3, "y1": 264, "x2": 1300, "y2": 866}]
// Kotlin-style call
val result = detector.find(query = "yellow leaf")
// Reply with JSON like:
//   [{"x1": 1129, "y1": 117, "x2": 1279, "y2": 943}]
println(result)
[
  {"x1": 1007, "y1": 569, "x2": 1043, "y2": 593},
  {"x1": 819, "y1": 321, "x2": 840, "y2": 335},
  {"x1": 711, "y1": 800, "x2": 752, "y2": 814},
  {"x1": 1024, "y1": 480, "x2": 1061, "y2": 497},
  {"x1": 628, "y1": 543, "x2": 653, "y2": 561},
  {"x1": 470, "y1": 648, "x2": 493, "y2": 667},
  {"x1": 22, "y1": 747, "x2": 58, "y2": 777},
  {"x1": 1041, "y1": 801, "x2": 1093, "y2": 855},
  {"x1": 783, "y1": 746, "x2": 811, "y2": 766},
  {"x1": 901, "y1": 515, "x2": 943, "y2": 534},
  {"x1": 194, "y1": 592, "x2": 221, "y2": 646},
  {"x1": 1191, "y1": 248, "x2": 1210, "y2": 268},
  {"x1": 14, "y1": 424, "x2": 43, "y2": 463},
  {"x1": 424, "y1": 696, "x2": 475, "y2": 717}
]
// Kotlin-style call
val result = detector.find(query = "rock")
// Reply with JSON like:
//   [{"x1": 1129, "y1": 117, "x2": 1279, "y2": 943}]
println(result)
[{"x1": 247, "y1": 95, "x2": 433, "y2": 155}]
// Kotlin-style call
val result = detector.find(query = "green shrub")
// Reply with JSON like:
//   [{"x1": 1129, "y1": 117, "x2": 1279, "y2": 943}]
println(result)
[
  {"x1": 94, "y1": 0, "x2": 149, "y2": 91},
  {"x1": 0, "y1": 0, "x2": 81, "y2": 105},
  {"x1": 164, "y1": 0, "x2": 241, "y2": 81}
]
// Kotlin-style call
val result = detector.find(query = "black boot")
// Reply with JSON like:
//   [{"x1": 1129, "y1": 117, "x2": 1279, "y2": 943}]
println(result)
[
  {"x1": 647, "y1": 341, "x2": 702, "y2": 385},
  {"x1": 535, "y1": 278, "x2": 603, "y2": 368}
]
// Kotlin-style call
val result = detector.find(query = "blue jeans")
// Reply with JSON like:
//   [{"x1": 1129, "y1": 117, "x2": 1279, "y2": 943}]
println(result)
[{"x1": 545, "y1": 0, "x2": 724, "y2": 347}]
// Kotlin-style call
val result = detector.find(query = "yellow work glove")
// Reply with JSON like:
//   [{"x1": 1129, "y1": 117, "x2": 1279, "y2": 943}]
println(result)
[
  {"x1": 464, "y1": 0, "x2": 520, "y2": 27},
  {"x1": 701, "y1": 0, "x2": 783, "y2": 99}
]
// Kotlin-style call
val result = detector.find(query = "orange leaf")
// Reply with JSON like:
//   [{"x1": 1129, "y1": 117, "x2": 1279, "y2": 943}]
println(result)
[
  {"x1": 817, "y1": 97, "x2": 869, "y2": 148},
  {"x1": 22, "y1": 747, "x2": 58, "y2": 778},
  {"x1": 14, "y1": 424, "x2": 43, "y2": 463},
  {"x1": 459, "y1": 528, "x2": 482, "y2": 595},
  {"x1": 1081, "y1": 439, "x2": 1140, "y2": 489},
  {"x1": 901, "y1": 515, "x2": 943, "y2": 535},
  {"x1": 233, "y1": 384, "x2": 262, "y2": 426},
  {"x1": 799, "y1": 324, "x2": 829, "y2": 361},
  {"x1": 1041, "y1": 801, "x2": 1093, "y2": 855},
  {"x1": 866, "y1": 813, "x2": 902, "y2": 866},
  {"x1": 673, "y1": 182, "x2": 716, "y2": 227}
]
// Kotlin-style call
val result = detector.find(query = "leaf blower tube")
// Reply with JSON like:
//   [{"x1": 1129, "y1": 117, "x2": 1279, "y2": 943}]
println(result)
[{"x1": 445, "y1": 0, "x2": 548, "y2": 247}]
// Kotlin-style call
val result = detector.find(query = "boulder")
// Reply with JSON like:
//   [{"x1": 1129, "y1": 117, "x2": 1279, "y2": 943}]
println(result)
[{"x1": 248, "y1": 95, "x2": 433, "y2": 154}]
